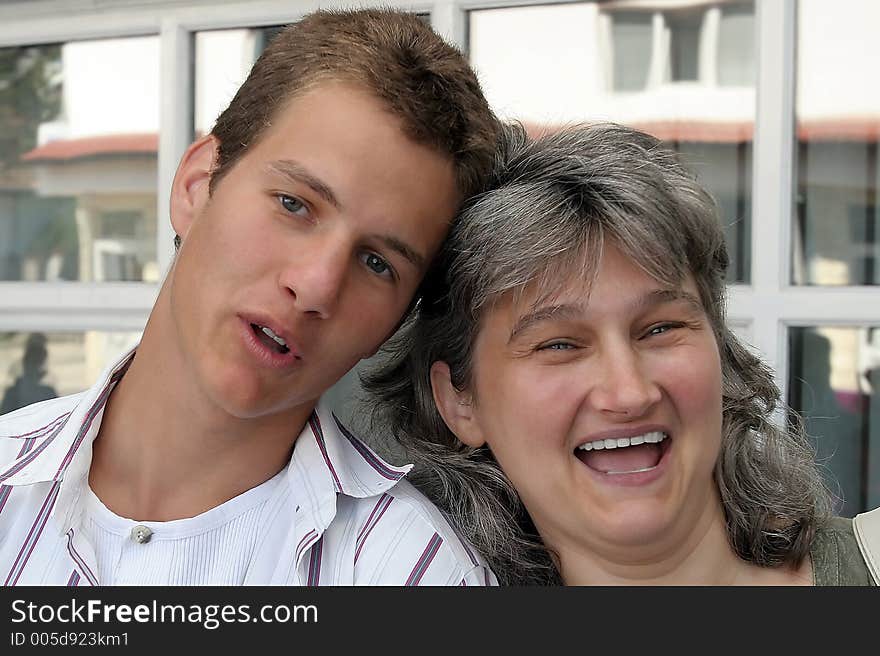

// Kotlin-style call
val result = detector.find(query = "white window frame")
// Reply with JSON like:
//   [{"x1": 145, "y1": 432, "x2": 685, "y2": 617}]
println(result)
[{"x1": 0, "y1": 0, "x2": 878, "y2": 407}]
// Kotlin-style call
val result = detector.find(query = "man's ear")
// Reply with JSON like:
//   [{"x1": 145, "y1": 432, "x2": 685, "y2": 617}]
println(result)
[
  {"x1": 430, "y1": 361, "x2": 486, "y2": 448},
  {"x1": 169, "y1": 135, "x2": 218, "y2": 243}
]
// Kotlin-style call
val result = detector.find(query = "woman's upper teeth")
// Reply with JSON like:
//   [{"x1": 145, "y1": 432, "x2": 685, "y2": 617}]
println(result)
[
  {"x1": 259, "y1": 325, "x2": 287, "y2": 347},
  {"x1": 577, "y1": 431, "x2": 667, "y2": 452}
]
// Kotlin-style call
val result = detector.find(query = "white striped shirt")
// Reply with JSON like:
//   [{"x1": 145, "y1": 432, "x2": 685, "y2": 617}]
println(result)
[{"x1": 0, "y1": 350, "x2": 497, "y2": 586}]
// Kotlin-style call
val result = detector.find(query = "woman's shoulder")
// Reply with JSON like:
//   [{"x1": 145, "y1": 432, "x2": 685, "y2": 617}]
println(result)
[{"x1": 810, "y1": 516, "x2": 875, "y2": 586}]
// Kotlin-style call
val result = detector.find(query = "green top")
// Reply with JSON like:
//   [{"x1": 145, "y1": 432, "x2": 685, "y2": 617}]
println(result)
[{"x1": 810, "y1": 516, "x2": 874, "y2": 586}]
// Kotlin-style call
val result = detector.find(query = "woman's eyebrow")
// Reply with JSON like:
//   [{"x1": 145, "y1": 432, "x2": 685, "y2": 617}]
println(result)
[
  {"x1": 507, "y1": 289, "x2": 704, "y2": 342},
  {"x1": 635, "y1": 288, "x2": 704, "y2": 315},
  {"x1": 508, "y1": 303, "x2": 584, "y2": 343}
]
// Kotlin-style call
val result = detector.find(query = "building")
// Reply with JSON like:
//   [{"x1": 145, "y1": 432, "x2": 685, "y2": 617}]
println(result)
[{"x1": 0, "y1": 0, "x2": 878, "y2": 515}]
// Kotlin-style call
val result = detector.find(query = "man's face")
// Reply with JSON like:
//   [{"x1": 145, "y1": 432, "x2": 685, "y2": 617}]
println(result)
[{"x1": 169, "y1": 82, "x2": 459, "y2": 422}]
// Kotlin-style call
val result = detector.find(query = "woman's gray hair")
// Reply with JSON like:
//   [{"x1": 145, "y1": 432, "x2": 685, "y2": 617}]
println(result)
[{"x1": 363, "y1": 122, "x2": 833, "y2": 585}]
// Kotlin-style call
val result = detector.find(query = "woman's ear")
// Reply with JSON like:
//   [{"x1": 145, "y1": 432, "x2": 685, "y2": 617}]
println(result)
[
  {"x1": 169, "y1": 135, "x2": 218, "y2": 243},
  {"x1": 430, "y1": 361, "x2": 486, "y2": 448}
]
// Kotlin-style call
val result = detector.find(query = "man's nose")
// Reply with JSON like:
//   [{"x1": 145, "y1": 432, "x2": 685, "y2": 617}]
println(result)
[{"x1": 279, "y1": 234, "x2": 350, "y2": 318}]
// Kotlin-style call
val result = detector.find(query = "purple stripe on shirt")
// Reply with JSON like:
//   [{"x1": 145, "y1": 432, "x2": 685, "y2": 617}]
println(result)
[
  {"x1": 66, "y1": 570, "x2": 80, "y2": 587},
  {"x1": 309, "y1": 414, "x2": 342, "y2": 493},
  {"x1": 448, "y1": 522, "x2": 479, "y2": 567},
  {"x1": 66, "y1": 529, "x2": 98, "y2": 586},
  {"x1": 405, "y1": 532, "x2": 443, "y2": 586},
  {"x1": 54, "y1": 366, "x2": 128, "y2": 480},
  {"x1": 306, "y1": 536, "x2": 324, "y2": 586},
  {"x1": 295, "y1": 529, "x2": 317, "y2": 565},
  {"x1": 0, "y1": 437, "x2": 38, "y2": 516},
  {"x1": 0, "y1": 487, "x2": 11, "y2": 516},
  {"x1": 354, "y1": 494, "x2": 394, "y2": 565},
  {"x1": 356, "y1": 493, "x2": 391, "y2": 544},
  {"x1": 332, "y1": 416, "x2": 404, "y2": 481},
  {"x1": 3, "y1": 412, "x2": 71, "y2": 440},
  {"x1": 0, "y1": 417, "x2": 70, "y2": 481},
  {"x1": 4, "y1": 481, "x2": 60, "y2": 585}
]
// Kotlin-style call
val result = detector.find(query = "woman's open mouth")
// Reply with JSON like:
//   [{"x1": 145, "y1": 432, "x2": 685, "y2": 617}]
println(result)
[{"x1": 575, "y1": 431, "x2": 671, "y2": 475}]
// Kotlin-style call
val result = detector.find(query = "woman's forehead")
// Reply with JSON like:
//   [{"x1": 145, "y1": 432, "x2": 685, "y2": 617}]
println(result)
[{"x1": 483, "y1": 256, "x2": 702, "y2": 327}]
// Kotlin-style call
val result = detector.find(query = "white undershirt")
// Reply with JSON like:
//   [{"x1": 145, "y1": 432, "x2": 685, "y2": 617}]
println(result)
[{"x1": 79, "y1": 466, "x2": 288, "y2": 585}]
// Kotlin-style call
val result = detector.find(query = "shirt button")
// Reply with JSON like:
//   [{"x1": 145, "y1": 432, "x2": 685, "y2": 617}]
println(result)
[{"x1": 131, "y1": 525, "x2": 153, "y2": 544}]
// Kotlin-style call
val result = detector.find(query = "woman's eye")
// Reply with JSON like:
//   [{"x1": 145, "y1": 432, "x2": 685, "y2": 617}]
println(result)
[
  {"x1": 647, "y1": 323, "x2": 679, "y2": 337},
  {"x1": 539, "y1": 342, "x2": 574, "y2": 351},
  {"x1": 278, "y1": 194, "x2": 308, "y2": 216},
  {"x1": 361, "y1": 252, "x2": 393, "y2": 279}
]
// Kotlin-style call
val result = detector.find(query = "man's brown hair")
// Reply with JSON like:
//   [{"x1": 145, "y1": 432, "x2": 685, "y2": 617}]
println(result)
[{"x1": 209, "y1": 8, "x2": 499, "y2": 202}]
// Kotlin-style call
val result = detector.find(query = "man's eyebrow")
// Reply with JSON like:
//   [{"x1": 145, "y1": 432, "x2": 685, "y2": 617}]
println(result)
[
  {"x1": 507, "y1": 288, "x2": 704, "y2": 343},
  {"x1": 268, "y1": 160, "x2": 425, "y2": 271},
  {"x1": 267, "y1": 160, "x2": 341, "y2": 210},
  {"x1": 370, "y1": 234, "x2": 426, "y2": 271}
]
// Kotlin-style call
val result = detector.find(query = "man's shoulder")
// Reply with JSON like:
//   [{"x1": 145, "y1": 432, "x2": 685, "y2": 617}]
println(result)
[
  {"x1": 338, "y1": 476, "x2": 495, "y2": 583},
  {"x1": 0, "y1": 393, "x2": 84, "y2": 461}
]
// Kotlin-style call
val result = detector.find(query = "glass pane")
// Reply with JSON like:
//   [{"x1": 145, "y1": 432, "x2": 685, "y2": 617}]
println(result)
[
  {"x1": 718, "y1": 3, "x2": 755, "y2": 87},
  {"x1": 611, "y1": 12, "x2": 652, "y2": 92},
  {"x1": 0, "y1": 331, "x2": 141, "y2": 414},
  {"x1": 468, "y1": 1, "x2": 755, "y2": 283},
  {"x1": 666, "y1": 9, "x2": 702, "y2": 82},
  {"x1": 793, "y1": 0, "x2": 880, "y2": 285},
  {"x1": 788, "y1": 326, "x2": 880, "y2": 517},
  {"x1": 194, "y1": 26, "x2": 285, "y2": 138},
  {"x1": 0, "y1": 38, "x2": 159, "y2": 282}
]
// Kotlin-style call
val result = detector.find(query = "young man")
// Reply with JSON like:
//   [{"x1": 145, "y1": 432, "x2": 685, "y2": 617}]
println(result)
[{"x1": 0, "y1": 9, "x2": 499, "y2": 585}]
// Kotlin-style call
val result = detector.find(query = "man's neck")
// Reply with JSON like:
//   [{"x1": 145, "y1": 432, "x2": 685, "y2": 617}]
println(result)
[{"x1": 88, "y1": 292, "x2": 312, "y2": 522}]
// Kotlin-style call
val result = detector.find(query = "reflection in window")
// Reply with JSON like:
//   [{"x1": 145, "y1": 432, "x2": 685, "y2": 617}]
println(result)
[
  {"x1": 718, "y1": 2, "x2": 755, "y2": 87},
  {"x1": 788, "y1": 326, "x2": 880, "y2": 517},
  {"x1": 665, "y1": 9, "x2": 702, "y2": 83},
  {"x1": 0, "y1": 38, "x2": 159, "y2": 283},
  {"x1": 0, "y1": 331, "x2": 141, "y2": 414},
  {"x1": 611, "y1": 12, "x2": 652, "y2": 92},
  {"x1": 194, "y1": 26, "x2": 285, "y2": 138},
  {"x1": 468, "y1": 1, "x2": 755, "y2": 283},
  {"x1": 793, "y1": 0, "x2": 880, "y2": 286}
]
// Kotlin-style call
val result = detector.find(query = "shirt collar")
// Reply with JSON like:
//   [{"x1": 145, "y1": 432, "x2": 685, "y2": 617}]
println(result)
[
  {"x1": 0, "y1": 347, "x2": 134, "y2": 488},
  {"x1": 1, "y1": 346, "x2": 412, "y2": 538},
  {"x1": 285, "y1": 400, "x2": 411, "y2": 517}
]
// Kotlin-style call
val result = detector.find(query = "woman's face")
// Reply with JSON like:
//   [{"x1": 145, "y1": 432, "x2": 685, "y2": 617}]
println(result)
[{"x1": 432, "y1": 243, "x2": 724, "y2": 572}]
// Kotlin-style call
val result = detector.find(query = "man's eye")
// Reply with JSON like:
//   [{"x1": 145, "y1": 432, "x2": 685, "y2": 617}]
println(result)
[
  {"x1": 278, "y1": 194, "x2": 308, "y2": 216},
  {"x1": 361, "y1": 252, "x2": 393, "y2": 279}
]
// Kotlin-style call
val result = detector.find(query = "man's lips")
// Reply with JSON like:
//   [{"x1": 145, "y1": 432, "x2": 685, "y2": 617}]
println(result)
[{"x1": 238, "y1": 313, "x2": 302, "y2": 359}]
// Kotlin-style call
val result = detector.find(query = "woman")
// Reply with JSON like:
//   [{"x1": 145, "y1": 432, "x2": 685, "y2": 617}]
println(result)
[{"x1": 364, "y1": 122, "x2": 874, "y2": 585}]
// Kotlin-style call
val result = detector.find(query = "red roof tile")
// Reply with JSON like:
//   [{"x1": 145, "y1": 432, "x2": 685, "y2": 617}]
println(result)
[{"x1": 21, "y1": 133, "x2": 158, "y2": 161}]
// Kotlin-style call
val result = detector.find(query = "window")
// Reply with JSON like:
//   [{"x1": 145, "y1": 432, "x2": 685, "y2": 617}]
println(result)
[
  {"x1": 610, "y1": 12, "x2": 652, "y2": 92},
  {"x1": 789, "y1": 326, "x2": 880, "y2": 516},
  {"x1": 793, "y1": 0, "x2": 880, "y2": 286},
  {"x1": 0, "y1": 37, "x2": 159, "y2": 284},
  {"x1": 0, "y1": 0, "x2": 878, "y2": 507},
  {"x1": 0, "y1": 330, "x2": 141, "y2": 413},
  {"x1": 665, "y1": 9, "x2": 702, "y2": 82},
  {"x1": 468, "y1": 1, "x2": 755, "y2": 283}
]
